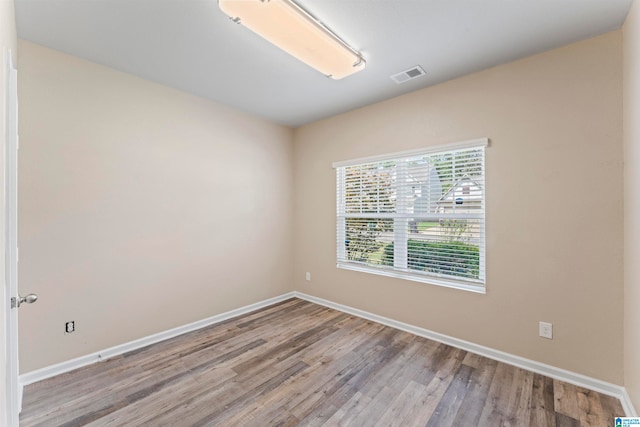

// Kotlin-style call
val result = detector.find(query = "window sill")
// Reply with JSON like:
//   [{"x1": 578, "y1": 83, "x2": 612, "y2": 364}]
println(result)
[{"x1": 336, "y1": 263, "x2": 486, "y2": 294}]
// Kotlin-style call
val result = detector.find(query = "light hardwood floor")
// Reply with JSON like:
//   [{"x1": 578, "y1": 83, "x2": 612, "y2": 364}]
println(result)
[{"x1": 20, "y1": 298, "x2": 624, "y2": 426}]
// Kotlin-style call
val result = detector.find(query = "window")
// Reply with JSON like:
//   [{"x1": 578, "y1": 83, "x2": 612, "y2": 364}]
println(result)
[{"x1": 334, "y1": 138, "x2": 487, "y2": 293}]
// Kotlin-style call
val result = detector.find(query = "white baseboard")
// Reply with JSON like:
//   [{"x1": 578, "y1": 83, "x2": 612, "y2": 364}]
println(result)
[
  {"x1": 17, "y1": 382, "x2": 23, "y2": 413},
  {"x1": 291, "y1": 291, "x2": 637, "y2": 417},
  {"x1": 20, "y1": 289, "x2": 637, "y2": 417},
  {"x1": 19, "y1": 292, "x2": 296, "y2": 386},
  {"x1": 621, "y1": 388, "x2": 639, "y2": 417}
]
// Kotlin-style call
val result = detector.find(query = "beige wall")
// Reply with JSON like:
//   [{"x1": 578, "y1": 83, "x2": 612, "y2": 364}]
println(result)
[
  {"x1": 624, "y1": 0, "x2": 640, "y2": 413},
  {"x1": 1, "y1": 0, "x2": 17, "y2": 419},
  {"x1": 294, "y1": 32, "x2": 624, "y2": 384},
  {"x1": 17, "y1": 41, "x2": 294, "y2": 372}
]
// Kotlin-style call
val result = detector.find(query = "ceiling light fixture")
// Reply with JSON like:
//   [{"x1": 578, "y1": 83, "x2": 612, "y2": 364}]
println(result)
[{"x1": 218, "y1": 0, "x2": 366, "y2": 80}]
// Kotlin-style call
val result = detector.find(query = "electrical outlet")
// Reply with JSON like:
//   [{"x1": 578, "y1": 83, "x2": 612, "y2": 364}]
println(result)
[
  {"x1": 65, "y1": 321, "x2": 75, "y2": 334},
  {"x1": 539, "y1": 321, "x2": 552, "y2": 339},
  {"x1": 305, "y1": 272, "x2": 311, "y2": 281}
]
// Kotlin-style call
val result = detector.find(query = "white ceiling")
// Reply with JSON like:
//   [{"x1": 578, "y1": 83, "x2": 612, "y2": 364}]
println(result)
[{"x1": 15, "y1": 0, "x2": 633, "y2": 127}]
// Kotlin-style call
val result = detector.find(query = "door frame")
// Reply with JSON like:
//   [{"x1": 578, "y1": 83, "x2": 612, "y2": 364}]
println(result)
[{"x1": 4, "y1": 47, "x2": 20, "y2": 427}]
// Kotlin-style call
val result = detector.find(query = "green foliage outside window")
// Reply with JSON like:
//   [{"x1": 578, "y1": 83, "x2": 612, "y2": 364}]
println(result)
[{"x1": 381, "y1": 240, "x2": 480, "y2": 279}]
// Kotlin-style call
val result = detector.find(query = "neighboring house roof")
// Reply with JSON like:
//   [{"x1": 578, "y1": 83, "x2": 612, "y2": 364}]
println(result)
[{"x1": 438, "y1": 174, "x2": 483, "y2": 203}]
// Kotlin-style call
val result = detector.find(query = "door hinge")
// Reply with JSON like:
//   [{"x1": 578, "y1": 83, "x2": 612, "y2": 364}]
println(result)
[{"x1": 10, "y1": 297, "x2": 17, "y2": 309}]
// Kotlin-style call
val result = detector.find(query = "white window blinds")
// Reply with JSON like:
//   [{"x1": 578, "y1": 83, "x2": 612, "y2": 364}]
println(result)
[{"x1": 335, "y1": 139, "x2": 487, "y2": 292}]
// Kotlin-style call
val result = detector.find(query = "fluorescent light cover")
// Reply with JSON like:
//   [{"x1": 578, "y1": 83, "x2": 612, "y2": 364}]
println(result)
[{"x1": 218, "y1": 0, "x2": 366, "y2": 79}]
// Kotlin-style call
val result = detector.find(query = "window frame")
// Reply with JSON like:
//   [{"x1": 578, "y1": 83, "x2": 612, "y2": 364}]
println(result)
[{"x1": 333, "y1": 138, "x2": 488, "y2": 294}]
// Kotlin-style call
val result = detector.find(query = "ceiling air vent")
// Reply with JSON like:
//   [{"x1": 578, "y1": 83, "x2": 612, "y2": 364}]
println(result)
[{"x1": 390, "y1": 66, "x2": 426, "y2": 84}]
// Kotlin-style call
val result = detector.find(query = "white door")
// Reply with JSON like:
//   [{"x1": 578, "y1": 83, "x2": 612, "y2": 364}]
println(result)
[
  {"x1": 5, "y1": 48, "x2": 20, "y2": 427},
  {"x1": 5, "y1": 49, "x2": 36, "y2": 427}
]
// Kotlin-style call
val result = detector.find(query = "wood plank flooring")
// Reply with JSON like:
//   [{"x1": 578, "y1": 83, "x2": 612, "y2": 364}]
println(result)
[{"x1": 20, "y1": 298, "x2": 624, "y2": 426}]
